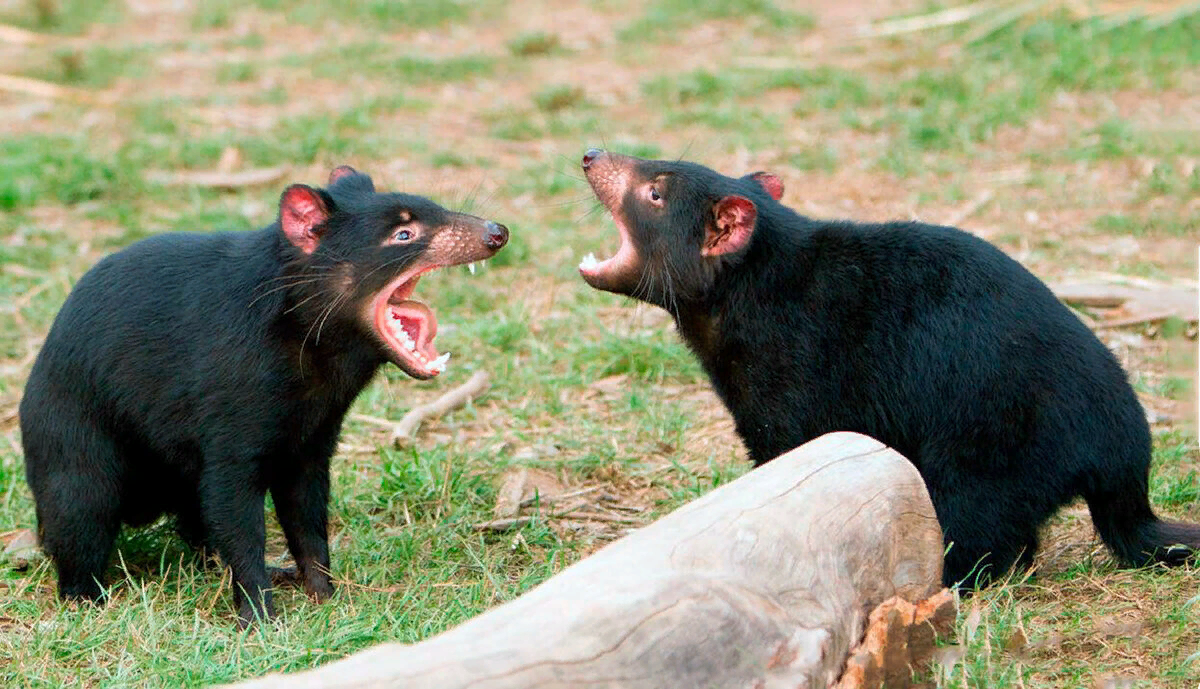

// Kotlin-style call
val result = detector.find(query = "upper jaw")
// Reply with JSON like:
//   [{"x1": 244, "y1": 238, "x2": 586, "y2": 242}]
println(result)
[
  {"x1": 580, "y1": 152, "x2": 643, "y2": 295},
  {"x1": 369, "y1": 216, "x2": 505, "y2": 379}
]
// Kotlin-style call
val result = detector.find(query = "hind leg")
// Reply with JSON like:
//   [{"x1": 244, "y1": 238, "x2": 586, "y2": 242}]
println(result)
[
  {"x1": 932, "y1": 484, "x2": 1043, "y2": 590},
  {"x1": 175, "y1": 499, "x2": 218, "y2": 565},
  {"x1": 198, "y1": 457, "x2": 272, "y2": 628},
  {"x1": 25, "y1": 432, "x2": 124, "y2": 602}
]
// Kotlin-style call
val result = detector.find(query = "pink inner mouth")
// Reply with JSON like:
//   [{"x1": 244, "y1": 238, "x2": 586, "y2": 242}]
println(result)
[
  {"x1": 578, "y1": 213, "x2": 639, "y2": 284},
  {"x1": 373, "y1": 266, "x2": 445, "y2": 377}
]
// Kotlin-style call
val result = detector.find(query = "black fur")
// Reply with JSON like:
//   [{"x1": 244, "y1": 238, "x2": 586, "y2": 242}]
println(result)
[
  {"x1": 579, "y1": 150, "x2": 1199, "y2": 588},
  {"x1": 19, "y1": 167, "x2": 508, "y2": 625}
]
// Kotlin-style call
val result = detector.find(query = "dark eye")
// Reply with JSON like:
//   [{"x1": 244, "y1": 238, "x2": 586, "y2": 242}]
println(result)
[
  {"x1": 393, "y1": 229, "x2": 412, "y2": 242},
  {"x1": 649, "y1": 186, "x2": 661, "y2": 202}
]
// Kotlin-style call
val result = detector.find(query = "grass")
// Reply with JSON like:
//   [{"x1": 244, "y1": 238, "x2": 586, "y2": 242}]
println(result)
[
  {"x1": 1, "y1": 1, "x2": 1198, "y2": 687},
  {"x1": 619, "y1": 0, "x2": 814, "y2": 42},
  {"x1": 247, "y1": 0, "x2": 495, "y2": 30}
]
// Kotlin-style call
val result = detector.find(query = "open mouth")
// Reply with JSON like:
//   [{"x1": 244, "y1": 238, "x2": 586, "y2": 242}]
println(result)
[
  {"x1": 372, "y1": 266, "x2": 451, "y2": 379},
  {"x1": 578, "y1": 212, "x2": 639, "y2": 290}
]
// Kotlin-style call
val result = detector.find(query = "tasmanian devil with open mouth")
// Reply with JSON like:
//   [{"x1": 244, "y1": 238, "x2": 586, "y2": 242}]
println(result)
[
  {"x1": 577, "y1": 148, "x2": 1198, "y2": 590},
  {"x1": 19, "y1": 165, "x2": 508, "y2": 626}
]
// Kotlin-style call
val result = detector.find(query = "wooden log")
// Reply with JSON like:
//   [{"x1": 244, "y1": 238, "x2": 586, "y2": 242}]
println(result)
[{"x1": 221, "y1": 431, "x2": 946, "y2": 689}]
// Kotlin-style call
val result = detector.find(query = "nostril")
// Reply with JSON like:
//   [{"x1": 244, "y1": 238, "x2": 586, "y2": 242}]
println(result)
[
  {"x1": 582, "y1": 148, "x2": 604, "y2": 169},
  {"x1": 485, "y1": 221, "x2": 508, "y2": 249}
]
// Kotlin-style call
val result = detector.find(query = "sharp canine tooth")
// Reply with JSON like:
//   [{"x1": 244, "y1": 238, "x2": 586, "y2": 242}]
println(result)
[
  {"x1": 468, "y1": 262, "x2": 476, "y2": 275},
  {"x1": 429, "y1": 352, "x2": 450, "y2": 372},
  {"x1": 579, "y1": 253, "x2": 598, "y2": 270}
]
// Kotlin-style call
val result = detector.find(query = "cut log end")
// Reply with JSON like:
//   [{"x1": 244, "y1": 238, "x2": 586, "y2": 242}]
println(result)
[{"x1": 834, "y1": 588, "x2": 958, "y2": 689}]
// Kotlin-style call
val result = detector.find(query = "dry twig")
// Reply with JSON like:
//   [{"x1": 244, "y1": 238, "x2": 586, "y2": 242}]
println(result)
[
  {"x1": 143, "y1": 166, "x2": 290, "y2": 190},
  {"x1": 0, "y1": 23, "x2": 48, "y2": 45},
  {"x1": 1096, "y1": 311, "x2": 1183, "y2": 330},
  {"x1": 0, "y1": 73, "x2": 107, "y2": 104},
  {"x1": 353, "y1": 371, "x2": 490, "y2": 446}
]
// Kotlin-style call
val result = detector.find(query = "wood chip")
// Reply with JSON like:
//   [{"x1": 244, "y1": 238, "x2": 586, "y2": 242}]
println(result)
[
  {"x1": 493, "y1": 468, "x2": 529, "y2": 518},
  {"x1": 1096, "y1": 311, "x2": 1182, "y2": 330},
  {"x1": 2, "y1": 529, "x2": 39, "y2": 569},
  {"x1": 472, "y1": 516, "x2": 535, "y2": 532},
  {"x1": 518, "y1": 485, "x2": 599, "y2": 508},
  {"x1": 1050, "y1": 280, "x2": 1199, "y2": 325}
]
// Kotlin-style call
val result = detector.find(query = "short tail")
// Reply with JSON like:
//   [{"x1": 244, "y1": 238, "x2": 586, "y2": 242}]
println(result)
[{"x1": 1087, "y1": 487, "x2": 1200, "y2": 567}]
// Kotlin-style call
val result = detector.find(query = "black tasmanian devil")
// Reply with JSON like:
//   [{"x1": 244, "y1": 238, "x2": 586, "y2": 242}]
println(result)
[
  {"x1": 19, "y1": 165, "x2": 509, "y2": 626},
  {"x1": 576, "y1": 148, "x2": 1198, "y2": 588}
]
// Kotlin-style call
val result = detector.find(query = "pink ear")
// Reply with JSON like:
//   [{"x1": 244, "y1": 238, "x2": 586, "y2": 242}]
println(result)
[
  {"x1": 328, "y1": 165, "x2": 358, "y2": 185},
  {"x1": 703, "y1": 196, "x2": 756, "y2": 257},
  {"x1": 280, "y1": 185, "x2": 329, "y2": 254},
  {"x1": 751, "y1": 172, "x2": 784, "y2": 201}
]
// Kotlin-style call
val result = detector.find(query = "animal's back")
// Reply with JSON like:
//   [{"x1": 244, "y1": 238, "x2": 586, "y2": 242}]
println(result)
[
  {"x1": 721, "y1": 216, "x2": 1143, "y2": 471},
  {"x1": 20, "y1": 230, "x2": 281, "y2": 494}
]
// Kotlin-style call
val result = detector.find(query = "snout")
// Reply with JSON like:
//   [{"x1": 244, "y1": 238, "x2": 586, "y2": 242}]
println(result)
[
  {"x1": 580, "y1": 148, "x2": 630, "y2": 210},
  {"x1": 582, "y1": 148, "x2": 604, "y2": 169},
  {"x1": 424, "y1": 214, "x2": 512, "y2": 265},
  {"x1": 484, "y1": 220, "x2": 508, "y2": 250}
]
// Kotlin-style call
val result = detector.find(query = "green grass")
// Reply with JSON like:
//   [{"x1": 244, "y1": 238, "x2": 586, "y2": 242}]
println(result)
[
  {"x1": 293, "y1": 43, "x2": 496, "y2": 85},
  {"x1": 0, "y1": 0, "x2": 124, "y2": 34},
  {"x1": 619, "y1": 0, "x2": 814, "y2": 42},
  {"x1": 21, "y1": 45, "x2": 149, "y2": 89},
  {"x1": 507, "y1": 31, "x2": 563, "y2": 57},
  {"x1": 2, "y1": 1, "x2": 1199, "y2": 687},
  {"x1": 1093, "y1": 211, "x2": 1200, "y2": 239},
  {"x1": 248, "y1": 0, "x2": 493, "y2": 30},
  {"x1": 533, "y1": 84, "x2": 586, "y2": 112},
  {"x1": 0, "y1": 135, "x2": 142, "y2": 211}
]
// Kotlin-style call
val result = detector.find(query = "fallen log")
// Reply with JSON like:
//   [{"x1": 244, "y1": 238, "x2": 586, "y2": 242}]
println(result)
[{"x1": 222, "y1": 431, "x2": 947, "y2": 689}]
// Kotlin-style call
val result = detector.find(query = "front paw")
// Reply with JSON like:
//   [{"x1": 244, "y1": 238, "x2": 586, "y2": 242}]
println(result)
[{"x1": 304, "y1": 572, "x2": 335, "y2": 603}]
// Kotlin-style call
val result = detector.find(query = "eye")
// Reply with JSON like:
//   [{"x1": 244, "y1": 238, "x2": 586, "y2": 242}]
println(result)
[
  {"x1": 649, "y1": 186, "x2": 661, "y2": 201},
  {"x1": 393, "y1": 229, "x2": 412, "y2": 242}
]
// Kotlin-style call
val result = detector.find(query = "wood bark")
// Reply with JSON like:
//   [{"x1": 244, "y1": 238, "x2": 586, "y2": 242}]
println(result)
[{"x1": 222, "y1": 431, "x2": 946, "y2": 689}]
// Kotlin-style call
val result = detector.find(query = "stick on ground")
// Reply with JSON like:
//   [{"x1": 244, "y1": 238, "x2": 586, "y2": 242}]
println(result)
[{"x1": 351, "y1": 370, "x2": 491, "y2": 447}]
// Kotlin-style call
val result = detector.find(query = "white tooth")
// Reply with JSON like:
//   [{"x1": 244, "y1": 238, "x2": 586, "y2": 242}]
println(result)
[
  {"x1": 429, "y1": 352, "x2": 451, "y2": 372},
  {"x1": 406, "y1": 339, "x2": 416, "y2": 351},
  {"x1": 579, "y1": 253, "x2": 598, "y2": 270},
  {"x1": 468, "y1": 262, "x2": 476, "y2": 275}
]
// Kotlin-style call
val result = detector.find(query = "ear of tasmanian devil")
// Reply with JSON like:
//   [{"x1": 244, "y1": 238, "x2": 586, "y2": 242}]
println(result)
[
  {"x1": 331, "y1": 168, "x2": 357, "y2": 186},
  {"x1": 703, "y1": 195, "x2": 757, "y2": 257},
  {"x1": 749, "y1": 171, "x2": 784, "y2": 201},
  {"x1": 280, "y1": 185, "x2": 331, "y2": 254}
]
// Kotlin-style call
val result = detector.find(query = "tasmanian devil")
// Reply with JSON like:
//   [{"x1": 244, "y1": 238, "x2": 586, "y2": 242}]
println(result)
[
  {"x1": 576, "y1": 148, "x2": 1198, "y2": 588},
  {"x1": 19, "y1": 165, "x2": 508, "y2": 626}
]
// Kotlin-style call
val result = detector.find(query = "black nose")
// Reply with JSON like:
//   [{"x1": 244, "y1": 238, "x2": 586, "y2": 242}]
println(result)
[
  {"x1": 484, "y1": 221, "x2": 508, "y2": 249},
  {"x1": 582, "y1": 148, "x2": 604, "y2": 169}
]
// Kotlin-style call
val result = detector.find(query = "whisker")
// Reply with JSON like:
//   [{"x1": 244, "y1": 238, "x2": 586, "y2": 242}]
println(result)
[
  {"x1": 247, "y1": 277, "x2": 327, "y2": 308},
  {"x1": 282, "y1": 289, "x2": 329, "y2": 315},
  {"x1": 313, "y1": 291, "x2": 348, "y2": 348},
  {"x1": 357, "y1": 252, "x2": 423, "y2": 285},
  {"x1": 572, "y1": 201, "x2": 608, "y2": 226},
  {"x1": 538, "y1": 194, "x2": 598, "y2": 210}
]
